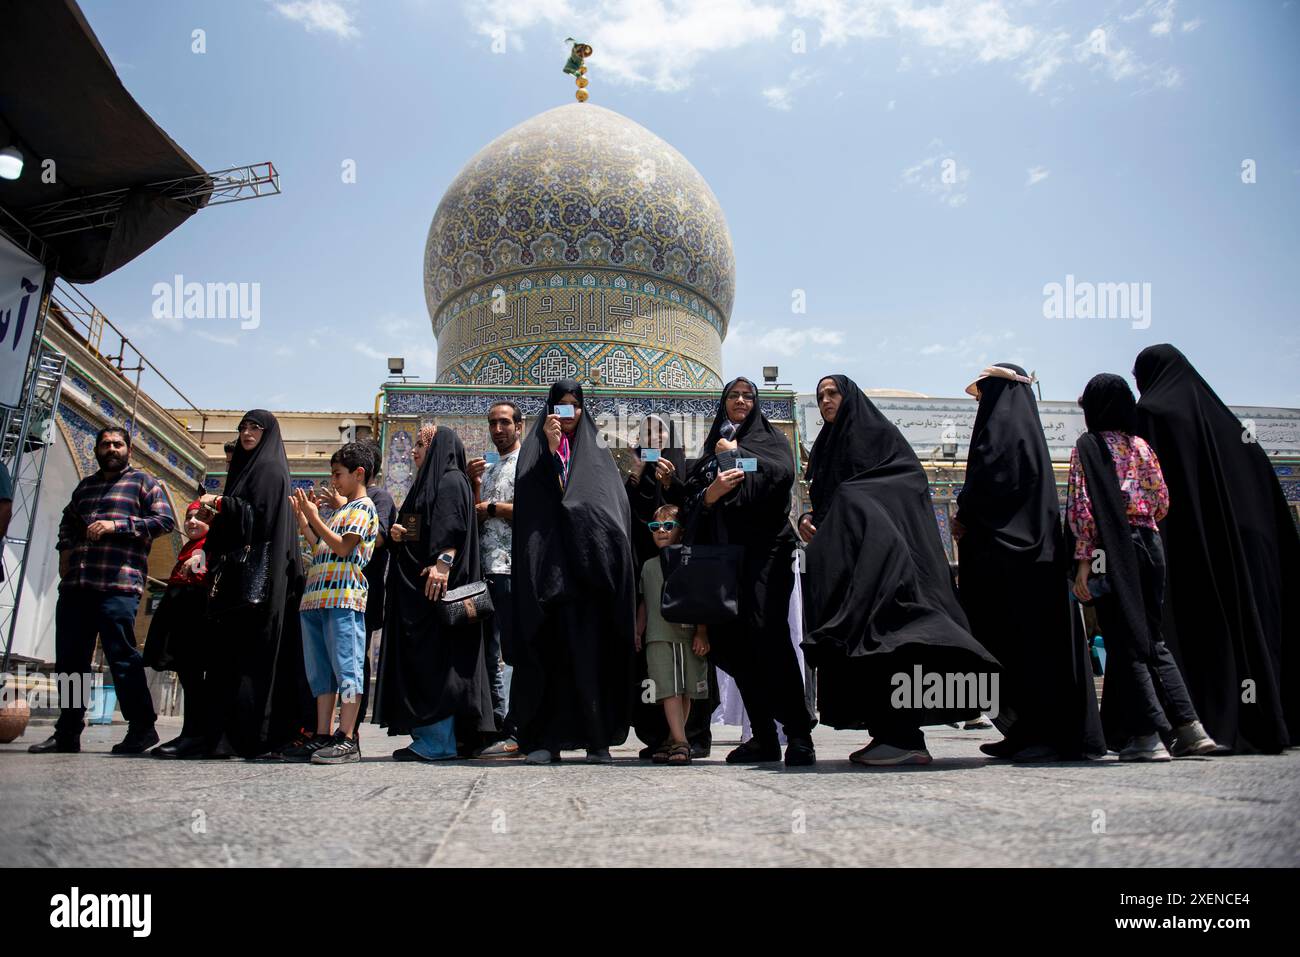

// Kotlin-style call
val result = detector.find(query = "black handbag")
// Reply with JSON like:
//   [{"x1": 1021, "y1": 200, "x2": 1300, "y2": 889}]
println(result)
[
  {"x1": 209, "y1": 541, "x2": 272, "y2": 616},
  {"x1": 660, "y1": 508, "x2": 743, "y2": 625},
  {"x1": 436, "y1": 580, "x2": 495, "y2": 627}
]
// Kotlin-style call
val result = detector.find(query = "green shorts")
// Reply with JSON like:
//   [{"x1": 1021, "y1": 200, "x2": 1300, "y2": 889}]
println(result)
[{"x1": 646, "y1": 640, "x2": 709, "y2": 701}]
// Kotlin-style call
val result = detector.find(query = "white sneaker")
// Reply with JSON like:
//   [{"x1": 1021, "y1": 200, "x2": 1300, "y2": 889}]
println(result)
[
  {"x1": 849, "y1": 740, "x2": 933, "y2": 766},
  {"x1": 524, "y1": 749, "x2": 554, "y2": 765},
  {"x1": 1118, "y1": 733, "x2": 1172, "y2": 762},
  {"x1": 1169, "y1": 721, "x2": 1217, "y2": 757}
]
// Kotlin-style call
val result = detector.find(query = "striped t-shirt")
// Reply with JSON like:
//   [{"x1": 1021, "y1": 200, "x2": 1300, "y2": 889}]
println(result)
[{"x1": 300, "y1": 497, "x2": 378, "y2": 613}]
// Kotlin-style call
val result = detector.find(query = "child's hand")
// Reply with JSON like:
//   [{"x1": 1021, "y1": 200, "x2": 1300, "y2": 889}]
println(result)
[
  {"x1": 292, "y1": 488, "x2": 319, "y2": 522},
  {"x1": 692, "y1": 634, "x2": 710, "y2": 657}
]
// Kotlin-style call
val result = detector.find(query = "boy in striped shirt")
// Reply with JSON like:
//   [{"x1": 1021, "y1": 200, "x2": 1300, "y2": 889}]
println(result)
[{"x1": 286, "y1": 442, "x2": 378, "y2": 764}]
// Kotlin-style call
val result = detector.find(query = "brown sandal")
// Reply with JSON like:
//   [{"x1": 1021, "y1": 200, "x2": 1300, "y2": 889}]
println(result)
[
  {"x1": 666, "y1": 741, "x2": 691, "y2": 766},
  {"x1": 651, "y1": 743, "x2": 673, "y2": 764}
]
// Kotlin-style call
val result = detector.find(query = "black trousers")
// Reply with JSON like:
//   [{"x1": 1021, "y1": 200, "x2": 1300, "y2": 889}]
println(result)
[
  {"x1": 53, "y1": 588, "x2": 156, "y2": 739},
  {"x1": 1097, "y1": 526, "x2": 1199, "y2": 739},
  {"x1": 707, "y1": 545, "x2": 813, "y2": 742}
]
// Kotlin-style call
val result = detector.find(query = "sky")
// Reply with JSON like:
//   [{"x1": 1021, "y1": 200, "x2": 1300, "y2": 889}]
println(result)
[{"x1": 63, "y1": 0, "x2": 1300, "y2": 412}]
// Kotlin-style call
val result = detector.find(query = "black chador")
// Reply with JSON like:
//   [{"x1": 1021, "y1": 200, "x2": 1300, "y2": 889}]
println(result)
[
  {"x1": 802, "y1": 375, "x2": 999, "y2": 754},
  {"x1": 1134, "y1": 344, "x2": 1299, "y2": 753},
  {"x1": 372, "y1": 428, "x2": 495, "y2": 746},
  {"x1": 509, "y1": 380, "x2": 636, "y2": 756},
  {"x1": 202, "y1": 409, "x2": 313, "y2": 757},
  {"x1": 683, "y1": 377, "x2": 814, "y2": 763},
  {"x1": 956, "y1": 364, "x2": 1104, "y2": 761}
]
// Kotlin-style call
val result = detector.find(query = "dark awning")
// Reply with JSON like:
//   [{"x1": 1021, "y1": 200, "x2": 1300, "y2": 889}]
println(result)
[{"x1": 0, "y1": 0, "x2": 210, "y2": 281}]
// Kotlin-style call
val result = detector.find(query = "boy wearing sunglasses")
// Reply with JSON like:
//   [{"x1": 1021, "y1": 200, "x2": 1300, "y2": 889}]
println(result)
[{"x1": 634, "y1": 505, "x2": 710, "y2": 765}]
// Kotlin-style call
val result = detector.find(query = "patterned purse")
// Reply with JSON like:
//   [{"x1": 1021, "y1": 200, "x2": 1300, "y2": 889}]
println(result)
[{"x1": 436, "y1": 580, "x2": 495, "y2": 627}]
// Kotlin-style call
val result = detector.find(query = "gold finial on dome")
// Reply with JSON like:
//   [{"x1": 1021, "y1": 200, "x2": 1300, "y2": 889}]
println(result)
[{"x1": 562, "y1": 38, "x2": 593, "y2": 102}]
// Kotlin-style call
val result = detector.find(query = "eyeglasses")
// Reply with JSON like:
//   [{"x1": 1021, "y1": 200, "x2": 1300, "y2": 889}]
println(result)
[
  {"x1": 726, "y1": 392, "x2": 755, "y2": 403},
  {"x1": 238, "y1": 422, "x2": 264, "y2": 433},
  {"x1": 647, "y1": 521, "x2": 680, "y2": 532}
]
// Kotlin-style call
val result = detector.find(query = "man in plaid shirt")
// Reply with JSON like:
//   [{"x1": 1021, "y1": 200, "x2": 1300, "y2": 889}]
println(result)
[{"x1": 28, "y1": 427, "x2": 176, "y2": 755}]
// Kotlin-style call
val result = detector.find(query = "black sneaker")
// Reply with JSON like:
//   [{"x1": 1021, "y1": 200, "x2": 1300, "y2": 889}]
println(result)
[
  {"x1": 111, "y1": 726, "x2": 160, "y2": 755},
  {"x1": 281, "y1": 731, "x2": 336, "y2": 763},
  {"x1": 312, "y1": 734, "x2": 360, "y2": 764}
]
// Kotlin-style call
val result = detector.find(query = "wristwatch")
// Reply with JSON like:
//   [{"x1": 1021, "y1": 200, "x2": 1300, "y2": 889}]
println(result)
[
  {"x1": 436, "y1": 551, "x2": 455, "y2": 566},
  {"x1": 487, "y1": 502, "x2": 497, "y2": 518}
]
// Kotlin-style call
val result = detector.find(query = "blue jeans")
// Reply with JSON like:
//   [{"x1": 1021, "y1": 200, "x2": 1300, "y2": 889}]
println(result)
[
  {"x1": 486, "y1": 574, "x2": 514, "y2": 733},
  {"x1": 409, "y1": 716, "x2": 457, "y2": 760},
  {"x1": 300, "y1": 606, "x2": 366, "y2": 702}
]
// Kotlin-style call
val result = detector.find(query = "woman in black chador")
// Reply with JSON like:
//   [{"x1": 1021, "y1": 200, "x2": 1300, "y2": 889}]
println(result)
[
  {"x1": 510, "y1": 379, "x2": 636, "y2": 764},
  {"x1": 373, "y1": 426, "x2": 495, "y2": 761},
  {"x1": 799, "y1": 375, "x2": 998, "y2": 766},
  {"x1": 197, "y1": 409, "x2": 313, "y2": 758},
  {"x1": 955, "y1": 364, "x2": 1104, "y2": 762},
  {"x1": 625, "y1": 414, "x2": 719, "y2": 758},
  {"x1": 1133, "y1": 344, "x2": 1298, "y2": 753},
  {"x1": 1068, "y1": 373, "x2": 1214, "y2": 760},
  {"x1": 683, "y1": 377, "x2": 816, "y2": 766}
]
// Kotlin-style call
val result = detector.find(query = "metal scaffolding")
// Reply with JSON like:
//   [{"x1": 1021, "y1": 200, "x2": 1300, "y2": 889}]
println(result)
[{"x1": 22, "y1": 161, "x2": 280, "y2": 239}]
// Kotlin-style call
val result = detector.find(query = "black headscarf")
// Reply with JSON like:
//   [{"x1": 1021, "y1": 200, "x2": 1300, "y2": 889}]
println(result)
[
  {"x1": 1133, "y1": 344, "x2": 1296, "y2": 752},
  {"x1": 1080, "y1": 372, "x2": 1138, "y2": 434},
  {"x1": 802, "y1": 375, "x2": 997, "y2": 727},
  {"x1": 805, "y1": 374, "x2": 916, "y2": 527},
  {"x1": 216, "y1": 409, "x2": 294, "y2": 550},
  {"x1": 373, "y1": 427, "x2": 493, "y2": 735},
  {"x1": 684, "y1": 376, "x2": 796, "y2": 546},
  {"x1": 956, "y1": 363, "x2": 1058, "y2": 560}
]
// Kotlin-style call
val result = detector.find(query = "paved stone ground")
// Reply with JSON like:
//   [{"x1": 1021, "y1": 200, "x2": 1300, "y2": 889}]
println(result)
[{"x1": 1, "y1": 716, "x2": 1296, "y2": 867}]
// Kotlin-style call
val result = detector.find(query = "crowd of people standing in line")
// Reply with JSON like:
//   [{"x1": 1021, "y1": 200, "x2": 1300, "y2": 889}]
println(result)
[{"x1": 25, "y1": 343, "x2": 1298, "y2": 767}]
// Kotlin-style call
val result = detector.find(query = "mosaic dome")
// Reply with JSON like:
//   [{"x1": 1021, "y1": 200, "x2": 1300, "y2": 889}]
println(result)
[{"x1": 423, "y1": 103, "x2": 735, "y2": 390}]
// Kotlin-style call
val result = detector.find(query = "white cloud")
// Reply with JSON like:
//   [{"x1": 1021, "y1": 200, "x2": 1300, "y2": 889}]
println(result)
[
  {"x1": 886, "y1": 98, "x2": 896, "y2": 110},
  {"x1": 466, "y1": 0, "x2": 784, "y2": 93},
  {"x1": 1026, "y1": 165, "x2": 1049, "y2": 186},
  {"x1": 353, "y1": 327, "x2": 437, "y2": 378},
  {"x1": 1016, "y1": 29, "x2": 1070, "y2": 92},
  {"x1": 902, "y1": 142, "x2": 970, "y2": 207},
  {"x1": 193, "y1": 329, "x2": 239, "y2": 347},
  {"x1": 272, "y1": 0, "x2": 360, "y2": 39},
  {"x1": 761, "y1": 67, "x2": 821, "y2": 111},
  {"x1": 1181, "y1": 18, "x2": 1201, "y2": 32},
  {"x1": 753, "y1": 325, "x2": 846, "y2": 357},
  {"x1": 462, "y1": 1, "x2": 1191, "y2": 99}
]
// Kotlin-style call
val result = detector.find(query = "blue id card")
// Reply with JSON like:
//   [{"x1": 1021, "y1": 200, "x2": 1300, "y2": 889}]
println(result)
[
  {"x1": 640, "y1": 448, "x2": 661, "y2": 462},
  {"x1": 554, "y1": 404, "x2": 576, "y2": 419},
  {"x1": 484, "y1": 450, "x2": 500, "y2": 465},
  {"x1": 737, "y1": 457, "x2": 758, "y2": 472}
]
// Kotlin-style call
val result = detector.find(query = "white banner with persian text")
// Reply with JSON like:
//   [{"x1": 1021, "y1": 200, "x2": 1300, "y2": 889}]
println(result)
[{"x1": 0, "y1": 233, "x2": 46, "y2": 407}]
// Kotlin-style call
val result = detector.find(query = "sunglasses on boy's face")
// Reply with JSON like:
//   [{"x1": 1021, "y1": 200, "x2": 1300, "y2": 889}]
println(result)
[{"x1": 648, "y1": 520, "x2": 680, "y2": 532}]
